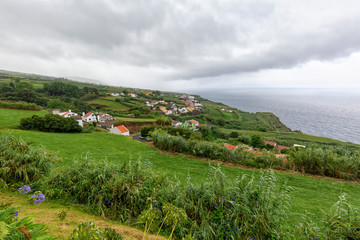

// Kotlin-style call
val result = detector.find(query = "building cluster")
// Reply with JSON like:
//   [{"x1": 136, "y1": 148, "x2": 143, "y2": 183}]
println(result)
[
  {"x1": 49, "y1": 109, "x2": 114, "y2": 128},
  {"x1": 145, "y1": 94, "x2": 203, "y2": 116},
  {"x1": 110, "y1": 92, "x2": 138, "y2": 98}
]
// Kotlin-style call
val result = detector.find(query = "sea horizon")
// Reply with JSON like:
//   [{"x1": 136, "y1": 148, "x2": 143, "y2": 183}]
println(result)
[{"x1": 192, "y1": 88, "x2": 360, "y2": 144}]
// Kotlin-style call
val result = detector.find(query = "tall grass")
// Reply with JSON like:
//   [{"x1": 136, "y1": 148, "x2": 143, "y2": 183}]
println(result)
[
  {"x1": 152, "y1": 130, "x2": 360, "y2": 181},
  {"x1": 42, "y1": 155, "x2": 292, "y2": 239},
  {"x1": 0, "y1": 135, "x2": 56, "y2": 184}
]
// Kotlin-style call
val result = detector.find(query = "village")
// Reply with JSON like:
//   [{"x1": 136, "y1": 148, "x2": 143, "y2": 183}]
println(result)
[{"x1": 47, "y1": 92, "x2": 205, "y2": 138}]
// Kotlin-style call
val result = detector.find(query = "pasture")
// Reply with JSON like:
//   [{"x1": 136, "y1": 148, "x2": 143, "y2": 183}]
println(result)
[{"x1": 1, "y1": 129, "x2": 360, "y2": 227}]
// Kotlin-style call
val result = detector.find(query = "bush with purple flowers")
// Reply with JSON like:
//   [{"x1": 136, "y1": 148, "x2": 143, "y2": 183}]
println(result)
[
  {"x1": 31, "y1": 191, "x2": 46, "y2": 205},
  {"x1": 18, "y1": 185, "x2": 31, "y2": 195}
]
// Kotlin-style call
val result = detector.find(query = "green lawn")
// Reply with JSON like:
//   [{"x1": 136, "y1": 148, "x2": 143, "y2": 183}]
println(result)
[
  {"x1": 0, "y1": 108, "x2": 47, "y2": 128},
  {"x1": 1, "y1": 129, "x2": 360, "y2": 228},
  {"x1": 115, "y1": 117, "x2": 157, "y2": 122},
  {"x1": 87, "y1": 98, "x2": 130, "y2": 111}
]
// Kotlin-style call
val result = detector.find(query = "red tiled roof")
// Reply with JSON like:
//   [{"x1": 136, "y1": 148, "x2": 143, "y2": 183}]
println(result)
[
  {"x1": 83, "y1": 112, "x2": 93, "y2": 117},
  {"x1": 263, "y1": 140, "x2": 276, "y2": 146},
  {"x1": 224, "y1": 143, "x2": 237, "y2": 151},
  {"x1": 275, "y1": 145, "x2": 290, "y2": 151},
  {"x1": 61, "y1": 112, "x2": 69, "y2": 117},
  {"x1": 189, "y1": 120, "x2": 199, "y2": 124},
  {"x1": 116, "y1": 125, "x2": 129, "y2": 133}
]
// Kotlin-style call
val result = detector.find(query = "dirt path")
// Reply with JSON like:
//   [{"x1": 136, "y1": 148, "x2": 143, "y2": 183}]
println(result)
[{"x1": 0, "y1": 192, "x2": 166, "y2": 240}]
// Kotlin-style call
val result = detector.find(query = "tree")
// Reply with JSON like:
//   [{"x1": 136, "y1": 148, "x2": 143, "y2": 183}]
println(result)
[
  {"x1": 229, "y1": 131, "x2": 239, "y2": 138},
  {"x1": 250, "y1": 135, "x2": 264, "y2": 148},
  {"x1": 152, "y1": 90, "x2": 161, "y2": 96}
]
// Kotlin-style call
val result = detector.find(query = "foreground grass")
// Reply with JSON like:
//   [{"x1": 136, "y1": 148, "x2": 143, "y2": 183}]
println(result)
[
  {"x1": 0, "y1": 108, "x2": 47, "y2": 128},
  {"x1": 0, "y1": 191, "x2": 164, "y2": 240},
  {"x1": 1, "y1": 129, "x2": 360, "y2": 228}
]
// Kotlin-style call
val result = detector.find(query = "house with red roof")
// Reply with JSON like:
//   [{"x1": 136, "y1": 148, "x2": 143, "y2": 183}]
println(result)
[
  {"x1": 60, "y1": 110, "x2": 78, "y2": 118},
  {"x1": 97, "y1": 113, "x2": 113, "y2": 122},
  {"x1": 224, "y1": 143, "x2": 237, "y2": 151},
  {"x1": 109, "y1": 125, "x2": 130, "y2": 136},
  {"x1": 263, "y1": 140, "x2": 277, "y2": 147},
  {"x1": 185, "y1": 119, "x2": 200, "y2": 127},
  {"x1": 82, "y1": 112, "x2": 97, "y2": 123},
  {"x1": 275, "y1": 145, "x2": 290, "y2": 151}
]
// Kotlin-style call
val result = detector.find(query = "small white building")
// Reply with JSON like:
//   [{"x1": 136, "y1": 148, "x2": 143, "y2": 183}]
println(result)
[
  {"x1": 60, "y1": 110, "x2": 78, "y2": 118},
  {"x1": 109, "y1": 125, "x2": 130, "y2": 136},
  {"x1": 179, "y1": 107, "x2": 188, "y2": 114},
  {"x1": 97, "y1": 113, "x2": 113, "y2": 122},
  {"x1": 71, "y1": 116, "x2": 84, "y2": 127},
  {"x1": 164, "y1": 110, "x2": 173, "y2": 115},
  {"x1": 82, "y1": 112, "x2": 97, "y2": 123},
  {"x1": 49, "y1": 109, "x2": 61, "y2": 115}
]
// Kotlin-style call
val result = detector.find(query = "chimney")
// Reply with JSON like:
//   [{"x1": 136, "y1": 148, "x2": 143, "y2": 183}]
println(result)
[
  {"x1": 69, "y1": 110, "x2": 71, "y2": 113},
  {"x1": 82, "y1": 112, "x2": 85, "y2": 116}
]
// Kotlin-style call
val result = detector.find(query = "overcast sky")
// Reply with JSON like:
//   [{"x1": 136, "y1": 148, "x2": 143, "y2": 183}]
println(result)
[{"x1": 1, "y1": 0, "x2": 360, "y2": 91}]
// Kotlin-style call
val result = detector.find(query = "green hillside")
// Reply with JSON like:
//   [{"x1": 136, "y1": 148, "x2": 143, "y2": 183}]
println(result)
[
  {"x1": 2, "y1": 129, "x2": 360, "y2": 229},
  {"x1": 0, "y1": 108, "x2": 47, "y2": 128}
]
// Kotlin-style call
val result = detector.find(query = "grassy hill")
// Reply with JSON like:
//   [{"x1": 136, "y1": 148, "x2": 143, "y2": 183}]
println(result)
[
  {"x1": 0, "y1": 108, "x2": 47, "y2": 128},
  {"x1": 2, "y1": 129, "x2": 360, "y2": 229}
]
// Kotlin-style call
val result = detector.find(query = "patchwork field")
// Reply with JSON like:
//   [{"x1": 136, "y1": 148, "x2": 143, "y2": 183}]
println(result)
[
  {"x1": 0, "y1": 108, "x2": 47, "y2": 128},
  {"x1": 87, "y1": 98, "x2": 131, "y2": 111},
  {"x1": 1, "y1": 129, "x2": 360, "y2": 228}
]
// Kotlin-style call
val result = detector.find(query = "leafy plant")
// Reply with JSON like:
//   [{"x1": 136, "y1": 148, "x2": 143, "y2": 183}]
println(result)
[
  {"x1": 58, "y1": 210, "x2": 67, "y2": 221},
  {"x1": 0, "y1": 135, "x2": 57, "y2": 184},
  {"x1": 69, "y1": 221, "x2": 123, "y2": 240}
]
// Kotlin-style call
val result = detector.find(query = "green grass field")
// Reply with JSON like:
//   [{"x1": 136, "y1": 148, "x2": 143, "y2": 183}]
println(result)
[
  {"x1": 115, "y1": 117, "x2": 157, "y2": 122},
  {"x1": 1, "y1": 129, "x2": 360, "y2": 228},
  {"x1": 0, "y1": 108, "x2": 47, "y2": 128},
  {"x1": 87, "y1": 98, "x2": 130, "y2": 111}
]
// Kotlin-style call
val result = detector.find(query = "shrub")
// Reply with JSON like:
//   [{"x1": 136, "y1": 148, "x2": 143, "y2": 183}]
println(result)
[
  {"x1": 69, "y1": 221, "x2": 124, "y2": 240},
  {"x1": 0, "y1": 205, "x2": 55, "y2": 239},
  {"x1": 0, "y1": 135, "x2": 56, "y2": 184},
  {"x1": 20, "y1": 114, "x2": 82, "y2": 133}
]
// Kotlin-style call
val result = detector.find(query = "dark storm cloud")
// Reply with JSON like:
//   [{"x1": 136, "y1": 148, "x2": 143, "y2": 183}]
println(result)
[{"x1": 1, "y1": 0, "x2": 360, "y2": 82}]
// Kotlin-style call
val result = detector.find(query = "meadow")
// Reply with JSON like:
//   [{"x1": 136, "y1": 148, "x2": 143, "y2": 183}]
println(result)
[
  {"x1": 0, "y1": 108, "x2": 47, "y2": 128},
  {"x1": 2, "y1": 129, "x2": 360, "y2": 229},
  {"x1": 87, "y1": 98, "x2": 130, "y2": 111}
]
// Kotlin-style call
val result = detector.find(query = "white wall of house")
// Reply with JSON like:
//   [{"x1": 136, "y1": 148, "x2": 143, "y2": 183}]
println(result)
[{"x1": 109, "y1": 126, "x2": 130, "y2": 136}]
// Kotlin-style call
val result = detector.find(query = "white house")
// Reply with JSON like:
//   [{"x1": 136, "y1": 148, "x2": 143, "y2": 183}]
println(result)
[
  {"x1": 60, "y1": 110, "x2": 78, "y2": 118},
  {"x1": 109, "y1": 125, "x2": 130, "y2": 136},
  {"x1": 172, "y1": 121, "x2": 183, "y2": 127},
  {"x1": 179, "y1": 107, "x2": 188, "y2": 114},
  {"x1": 185, "y1": 120, "x2": 200, "y2": 127},
  {"x1": 110, "y1": 93, "x2": 120, "y2": 97},
  {"x1": 71, "y1": 116, "x2": 84, "y2": 127},
  {"x1": 164, "y1": 110, "x2": 173, "y2": 115},
  {"x1": 82, "y1": 112, "x2": 97, "y2": 123},
  {"x1": 49, "y1": 109, "x2": 61, "y2": 115},
  {"x1": 97, "y1": 113, "x2": 113, "y2": 122}
]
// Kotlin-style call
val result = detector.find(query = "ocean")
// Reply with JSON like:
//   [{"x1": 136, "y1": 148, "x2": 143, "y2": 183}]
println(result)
[{"x1": 193, "y1": 88, "x2": 360, "y2": 144}]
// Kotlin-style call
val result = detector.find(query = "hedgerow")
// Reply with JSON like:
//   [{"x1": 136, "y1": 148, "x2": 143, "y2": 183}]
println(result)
[{"x1": 0, "y1": 100, "x2": 42, "y2": 110}]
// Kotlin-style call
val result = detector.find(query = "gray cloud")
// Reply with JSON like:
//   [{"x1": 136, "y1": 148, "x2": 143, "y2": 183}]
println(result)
[{"x1": 1, "y1": 0, "x2": 360, "y2": 87}]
